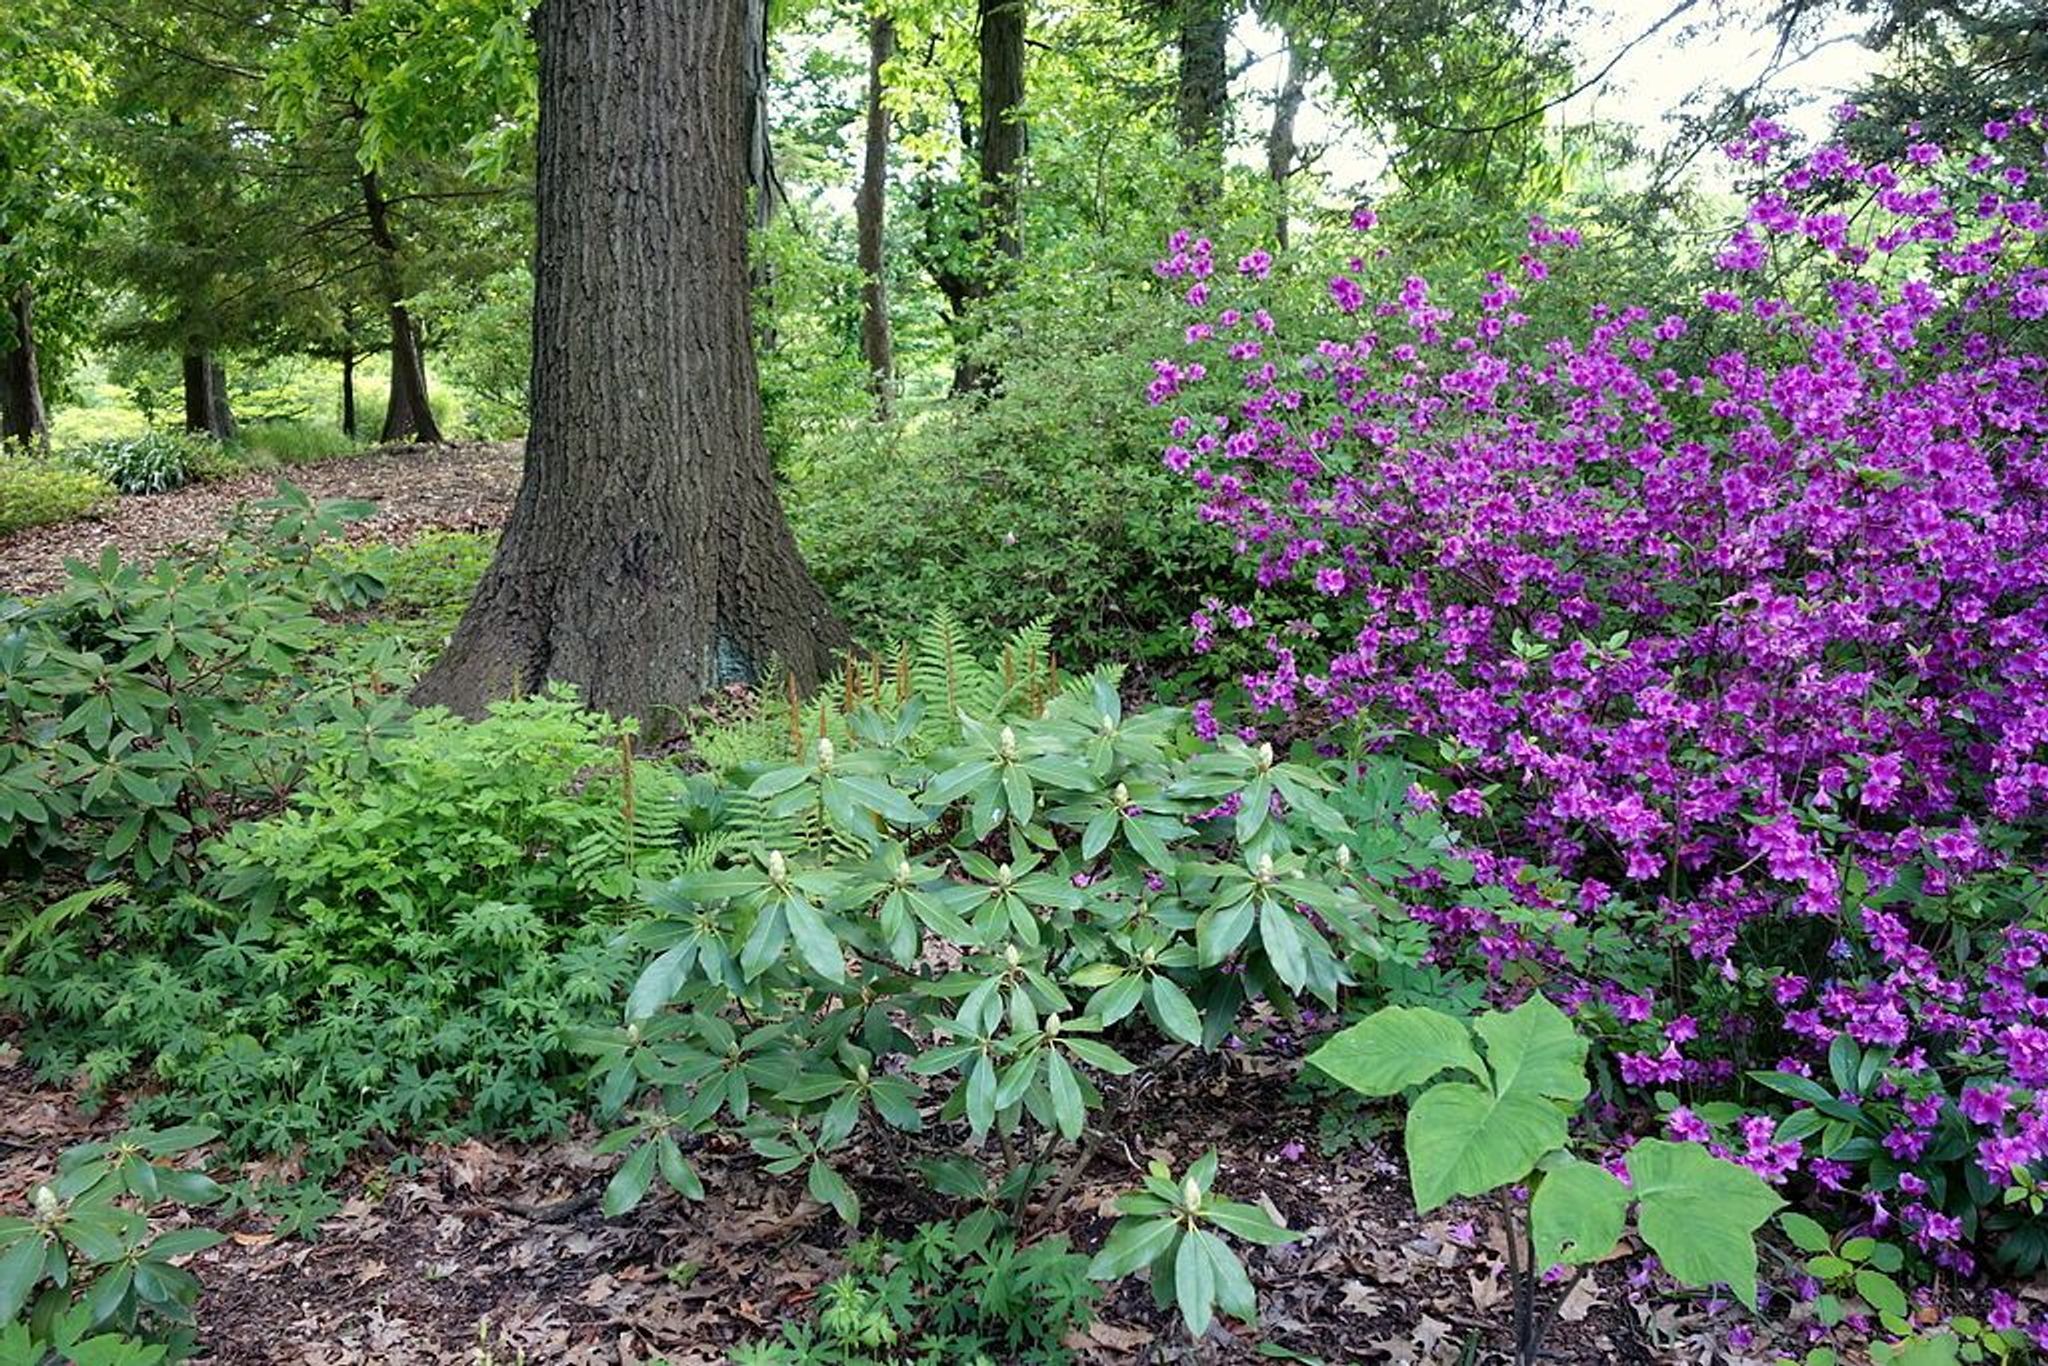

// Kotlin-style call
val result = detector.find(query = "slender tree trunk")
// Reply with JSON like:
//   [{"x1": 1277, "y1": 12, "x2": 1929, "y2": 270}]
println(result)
[
  {"x1": 948, "y1": 0, "x2": 1025, "y2": 397},
  {"x1": 858, "y1": 10, "x2": 896, "y2": 417},
  {"x1": 977, "y1": 0, "x2": 1025, "y2": 263},
  {"x1": 1267, "y1": 34, "x2": 1307, "y2": 248},
  {"x1": 340, "y1": 347, "x2": 358, "y2": 439},
  {"x1": 1175, "y1": 0, "x2": 1230, "y2": 209},
  {"x1": 743, "y1": 0, "x2": 783, "y2": 349},
  {"x1": 1, "y1": 285, "x2": 49, "y2": 449},
  {"x1": 182, "y1": 352, "x2": 236, "y2": 441},
  {"x1": 414, "y1": 0, "x2": 847, "y2": 726},
  {"x1": 360, "y1": 169, "x2": 444, "y2": 445}
]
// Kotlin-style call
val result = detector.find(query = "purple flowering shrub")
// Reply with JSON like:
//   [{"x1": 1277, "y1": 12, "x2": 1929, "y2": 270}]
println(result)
[{"x1": 1154, "y1": 112, "x2": 2048, "y2": 1279}]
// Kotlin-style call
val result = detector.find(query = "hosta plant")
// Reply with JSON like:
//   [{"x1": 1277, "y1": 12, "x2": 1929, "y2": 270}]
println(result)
[
  {"x1": 0, "y1": 1126, "x2": 224, "y2": 1364},
  {"x1": 1309, "y1": 996, "x2": 1783, "y2": 1364}
]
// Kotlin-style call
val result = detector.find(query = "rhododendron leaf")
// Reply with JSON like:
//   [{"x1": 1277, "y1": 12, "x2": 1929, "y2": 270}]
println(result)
[
  {"x1": 1405, "y1": 1081, "x2": 1564, "y2": 1212},
  {"x1": 1307, "y1": 1005, "x2": 1486, "y2": 1097},
  {"x1": 1149, "y1": 976, "x2": 1204, "y2": 1046},
  {"x1": 1196, "y1": 895, "x2": 1255, "y2": 967},
  {"x1": 1475, "y1": 994, "x2": 1587, "y2": 1104},
  {"x1": 1530, "y1": 1158, "x2": 1629, "y2": 1267},
  {"x1": 1627, "y1": 1139, "x2": 1783, "y2": 1309},
  {"x1": 1258, "y1": 899, "x2": 1307, "y2": 991}
]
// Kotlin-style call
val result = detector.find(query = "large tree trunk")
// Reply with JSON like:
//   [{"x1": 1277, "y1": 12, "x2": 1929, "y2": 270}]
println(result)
[
  {"x1": 414, "y1": 0, "x2": 847, "y2": 726},
  {"x1": 1, "y1": 286, "x2": 49, "y2": 449},
  {"x1": 858, "y1": 10, "x2": 895, "y2": 417},
  {"x1": 361, "y1": 170, "x2": 444, "y2": 445},
  {"x1": 1266, "y1": 33, "x2": 1308, "y2": 248},
  {"x1": 1175, "y1": 0, "x2": 1230, "y2": 208},
  {"x1": 182, "y1": 351, "x2": 237, "y2": 441}
]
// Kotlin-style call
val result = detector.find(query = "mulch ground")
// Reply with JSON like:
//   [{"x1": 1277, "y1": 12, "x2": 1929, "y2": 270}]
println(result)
[
  {"x1": 0, "y1": 1039, "x2": 1751, "y2": 1366},
  {"x1": 0, "y1": 441, "x2": 521, "y2": 599}
]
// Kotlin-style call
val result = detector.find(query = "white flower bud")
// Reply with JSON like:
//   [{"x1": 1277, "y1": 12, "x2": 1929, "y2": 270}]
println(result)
[
  {"x1": 767, "y1": 849, "x2": 788, "y2": 882},
  {"x1": 1004, "y1": 943, "x2": 1022, "y2": 968},
  {"x1": 1257, "y1": 741, "x2": 1274, "y2": 768},
  {"x1": 896, "y1": 859, "x2": 913, "y2": 883},
  {"x1": 1256, "y1": 852, "x2": 1275, "y2": 881},
  {"x1": 1046, "y1": 1014, "x2": 1062, "y2": 1035},
  {"x1": 1183, "y1": 1177, "x2": 1202, "y2": 1210},
  {"x1": 1336, "y1": 844, "x2": 1352, "y2": 871},
  {"x1": 32, "y1": 1185, "x2": 59, "y2": 1219},
  {"x1": 1113, "y1": 783, "x2": 1129, "y2": 806},
  {"x1": 998, "y1": 726, "x2": 1018, "y2": 759},
  {"x1": 816, "y1": 737, "x2": 835, "y2": 770}
]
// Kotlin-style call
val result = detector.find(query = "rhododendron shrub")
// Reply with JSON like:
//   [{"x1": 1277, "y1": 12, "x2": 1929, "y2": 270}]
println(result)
[{"x1": 1155, "y1": 113, "x2": 2048, "y2": 1274}]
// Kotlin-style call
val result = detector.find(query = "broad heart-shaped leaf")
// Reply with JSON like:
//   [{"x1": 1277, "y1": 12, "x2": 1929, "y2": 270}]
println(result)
[
  {"x1": 1627, "y1": 1139, "x2": 1784, "y2": 1309},
  {"x1": 1405, "y1": 1081, "x2": 1567, "y2": 1212},
  {"x1": 1474, "y1": 994, "x2": 1588, "y2": 1105},
  {"x1": 1530, "y1": 1158, "x2": 1630, "y2": 1268},
  {"x1": 1307, "y1": 1005, "x2": 1486, "y2": 1099}
]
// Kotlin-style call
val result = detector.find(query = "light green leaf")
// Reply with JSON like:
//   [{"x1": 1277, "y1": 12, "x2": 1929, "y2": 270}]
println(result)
[
  {"x1": 1175, "y1": 1220, "x2": 1217, "y2": 1336},
  {"x1": 1627, "y1": 1139, "x2": 1784, "y2": 1309},
  {"x1": 1087, "y1": 1217, "x2": 1178, "y2": 1281},
  {"x1": 1405, "y1": 1082, "x2": 1566, "y2": 1212},
  {"x1": 602, "y1": 1142, "x2": 657, "y2": 1218},
  {"x1": 1474, "y1": 994, "x2": 1588, "y2": 1104},
  {"x1": 1530, "y1": 1159, "x2": 1629, "y2": 1267},
  {"x1": 1149, "y1": 976, "x2": 1204, "y2": 1046},
  {"x1": 1307, "y1": 1006, "x2": 1486, "y2": 1098}
]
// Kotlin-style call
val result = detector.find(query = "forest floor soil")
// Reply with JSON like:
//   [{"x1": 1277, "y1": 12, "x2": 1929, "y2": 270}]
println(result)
[
  {"x1": 0, "y1": 1041, "x2": 1729, "y2": 1366},
  {"x1": 0, "y1": 441, "x2": 520, "y2": 598}
]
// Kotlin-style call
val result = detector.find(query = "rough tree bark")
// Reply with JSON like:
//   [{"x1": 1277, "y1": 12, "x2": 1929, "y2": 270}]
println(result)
[
  {"x1": 1174, "y1": 0, "x2": 1230, "y2": 208},
  {"x1": 361, "y1": 169, "x2": 443, "y2": 445},
  {"x1": 1266, "y1": 33, "x2": 1308, "y2": 248},
  {"x1": 1, "y1": 286, "x2": 49, "y2": 449},
  {"x1": 340, "y1": 346, "x2": 358, "y2": 439},
  {"x1": 857, "y1": 10, "x2": 895, "y2": 417},
  {"x1": 413, "y1": 0, "x2": 847, "y2": 726},
  {"x1": 182, "y1": 352, "x2": 237, "y2": 441}
]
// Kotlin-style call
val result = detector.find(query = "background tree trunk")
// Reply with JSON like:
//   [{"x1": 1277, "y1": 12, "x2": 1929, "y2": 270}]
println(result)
[
  {"x1": 977, "y1": 0, "x2": 1025, "y2": 264},
  {"x1": 182, "y1": 351, "x2": 237, "y2": 440},
  {"x1": 1266, "y1": 34, "x2": 1307, "y2": 247},
  {"x1": 949, "y1": 0, "x2": 1025, "y2": 396},
  {"x1": 1, "y1": 286, "x2": 49, "y2": 449},
  {"x1": 340, "y1": 347, "x2": 358, "y2": 439},
  {"x1": 414, "y1": 0, "x2": 847, "y2": 726},
  {"x1": 858, "y1": 10, "x2": 895, "y2": 417},
  {"x1": 1175, "y1": 0, "x2": 1230, "y2": 208},
  {"x1": 361, "y1": 169, "x2": 444, "y2": 444}
]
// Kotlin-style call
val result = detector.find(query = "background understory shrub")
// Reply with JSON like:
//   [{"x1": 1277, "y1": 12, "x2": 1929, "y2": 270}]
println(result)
[
  {"x1": 1153, "y1": 110, "x2": 2048, "y2": 1297},
  {"x1": 0, "y1": 485, "x2": 398, "y2": 890},
  {"x1": 57, "y1": 432, "x2": 214, "y2": 495},
  {"x1": 0, "y1": 454, "x2": 111, "y2": 535},
  {"x1": 8, "y1": 691, "x2": 673, "y2": 1172}
]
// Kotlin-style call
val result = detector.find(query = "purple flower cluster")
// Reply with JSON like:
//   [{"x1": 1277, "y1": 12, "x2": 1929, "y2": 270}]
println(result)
[{"x1": 1155, "y1": 114, "x2": 2048, "y2": 1264}]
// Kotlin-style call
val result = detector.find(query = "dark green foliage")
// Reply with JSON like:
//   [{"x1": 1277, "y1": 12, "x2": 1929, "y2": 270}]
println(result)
[
  {"x1": 729, "y1": 1223, "x2": 1098, "y2": 1366},
  {"x1": 0, "y1": 485, "x2": 401, "y2": 888},
  {"x1": 0, "y1": 1124, "x2": 225, "y2": 1363},
  {"x1": 7, "y1": 691, "x2": 678, "y2": 1174}
]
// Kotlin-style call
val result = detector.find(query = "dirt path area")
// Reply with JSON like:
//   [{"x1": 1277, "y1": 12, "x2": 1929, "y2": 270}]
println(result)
[
  {"x1": 0, "y1": 442, "x2": 521, "y2": 598},
  {"x1": 0, "y1": 1044, "x2": 1698, "y2": 1366}
]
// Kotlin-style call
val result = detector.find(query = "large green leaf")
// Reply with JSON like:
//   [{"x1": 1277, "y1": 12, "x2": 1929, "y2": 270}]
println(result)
[
  {"x1": 1529, "y1": 1158, "x2": 1629, "y2": 1267},
  {"x1": 1474, "y1": 994, "x2": 1587, "y2": 1104},
  {"x1": 1405, "y1": 1082, "x2": 1566, "y2": 1212},
  {"x1": 1627, "y1": 1139, "x2": 1784, "y2": 1309},
  {"x1": 1307, "y1": 1005, "x2": 1486, "y2": 1098}
]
